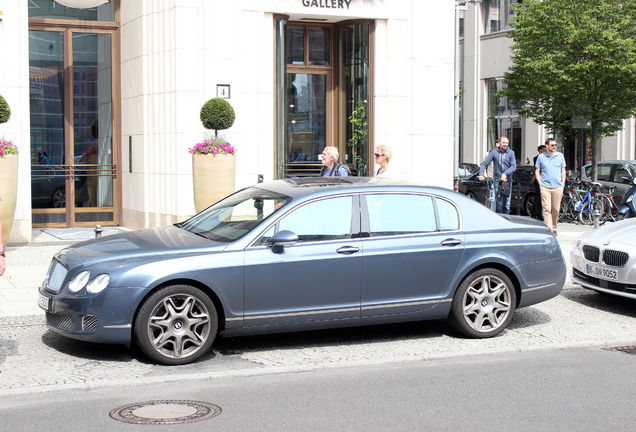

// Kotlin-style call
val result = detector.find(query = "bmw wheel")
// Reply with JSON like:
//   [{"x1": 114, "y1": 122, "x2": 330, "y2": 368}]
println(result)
[
  {"x1": 134, "y1": 285, "x2": 218, "y2": 365},
  {"x1": 449, "y1": 268, "x2": 516, "y2": 338}
]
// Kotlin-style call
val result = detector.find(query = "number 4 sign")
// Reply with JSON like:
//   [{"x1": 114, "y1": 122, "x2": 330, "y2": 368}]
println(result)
[{"x1": 217, "y1": 84, "x2": 230, "y2": 99}]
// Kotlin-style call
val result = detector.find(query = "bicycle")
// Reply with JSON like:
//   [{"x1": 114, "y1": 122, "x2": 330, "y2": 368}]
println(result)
[
  {"x1": 595, "y1": 185, "x2": 622, "y2": 224},
  {"x1": 574, "y1": 182, "x2": 604, "y2": 225},
  {"x1": 482, "y1": 177, "x2": 495, "y2": 211}
]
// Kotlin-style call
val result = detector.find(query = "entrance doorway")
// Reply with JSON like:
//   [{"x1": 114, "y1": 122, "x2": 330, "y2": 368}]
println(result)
[
  {"x1": 29, "y1": 27, "x2": 120, "y2": 227},
  {"x1": 276, "y1": 21, "x2": 372, "y2": 178}
]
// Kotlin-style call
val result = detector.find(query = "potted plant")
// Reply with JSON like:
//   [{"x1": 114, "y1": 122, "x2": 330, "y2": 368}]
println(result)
[
  {"x1": 0, "y1": 94, "x2": 18, "y2": 248},
  {"x1": 191, "y1": 97, "x2": 236, "y2": 213}
]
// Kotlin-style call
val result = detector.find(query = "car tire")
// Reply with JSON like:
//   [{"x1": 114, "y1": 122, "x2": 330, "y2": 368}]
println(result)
[
  {"x1": 448, "y1": 268, "x2": 516, "y2": 338},
  {"x1": 466, "y1": 191, "x2": 478, "y2": 201},
  {"x1": 524, "y1": 194, "x2": 535, "y2": 216},
  {"x1": 51, "y1": 187, "x2": 66, "y2": 208},
  {"x1": 134, "y1": 285, "x2": 218, "y2": 365}
]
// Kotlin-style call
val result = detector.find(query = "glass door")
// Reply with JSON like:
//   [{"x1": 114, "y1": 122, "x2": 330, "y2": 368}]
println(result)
[
  {"x1": 283, "y1": 24, "x2": 333, "y2": 178},
  {"x1": 29, "y1": 29, "x2": 117, "y2": 227}
]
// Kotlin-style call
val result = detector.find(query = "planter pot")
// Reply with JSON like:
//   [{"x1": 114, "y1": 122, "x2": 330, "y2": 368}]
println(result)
[
  {"x1": 0, "y1": 154, "x2": 18, "y2": 248},
  {"x1": 192, "y1": 153, "x2": 236, "y2": 213}
]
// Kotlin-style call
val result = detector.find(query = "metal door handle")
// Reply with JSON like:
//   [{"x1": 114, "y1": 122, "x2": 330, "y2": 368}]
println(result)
[
  {"x1": 441, "y1": 238, "x2": 462, "y2": 247},
  {"x1": 337, "y1": 246, "x2": 360, "y2": 255}
]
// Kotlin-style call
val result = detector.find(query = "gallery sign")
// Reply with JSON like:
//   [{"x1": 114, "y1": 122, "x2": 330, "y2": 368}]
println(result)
[{"x1": 301, "y1": 0, "x2": 353, "y2": 9}]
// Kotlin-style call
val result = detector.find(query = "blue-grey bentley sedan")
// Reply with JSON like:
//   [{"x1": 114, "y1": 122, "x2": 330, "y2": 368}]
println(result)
[{"x1": 38, "y1": 177, "x2": 566, "y2": 365}]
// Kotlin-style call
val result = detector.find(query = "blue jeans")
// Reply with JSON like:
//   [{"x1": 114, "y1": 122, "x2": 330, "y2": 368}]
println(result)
[{"x1": 494, "y1": 181, "x2": 511, "y2": 214}]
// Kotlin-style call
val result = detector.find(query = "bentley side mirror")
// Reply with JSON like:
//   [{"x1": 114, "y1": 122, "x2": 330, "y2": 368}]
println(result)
[{"x1": 270, "y1": 230, "x2": 298, "y2": 253}]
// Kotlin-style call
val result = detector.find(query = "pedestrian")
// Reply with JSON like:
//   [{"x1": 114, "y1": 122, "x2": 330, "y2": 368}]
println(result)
[
  {"x1": 531, "y1": 144, "x2": 547, "y2": 220},
  {"x1": 0, "y1": 210, "x2": 5, "y2": 276},
  {"x1": 42, "y1": 152, "x2": 50, "y2": 165},
  {"x1": 478, "y1": 136, "x2": 516, "y2": 214},
  {"x1": 374, "y1": 144, "x2": 393, "y2": 178},
  {"x1": 535, "y1": 137, "x2": 566, "y2": 236},
  {"x1": 319, "y1": 146, "x2": 350, "y2": 176}
]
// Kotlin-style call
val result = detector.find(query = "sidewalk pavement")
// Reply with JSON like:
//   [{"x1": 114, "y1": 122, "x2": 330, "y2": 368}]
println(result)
[
  {"x1": 0, "y1": 222, "x2": 593, "y2": 319},
  {"x1": 0, "y1": 227, "x2": 127, "y2": 318}
]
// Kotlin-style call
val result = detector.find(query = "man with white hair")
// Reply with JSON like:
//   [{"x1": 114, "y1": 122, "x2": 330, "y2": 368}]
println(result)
[{"x1": 320, "y1": 146, "x2": 350, "y2": 176}]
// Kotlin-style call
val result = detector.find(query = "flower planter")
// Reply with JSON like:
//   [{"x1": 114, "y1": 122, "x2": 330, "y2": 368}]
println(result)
[
  {"x1": 0, "y1": 154, "x2": 18, "y2": 248},
  {"x1": 192, "y1": 153, "x2": 236, "y2": 213}
]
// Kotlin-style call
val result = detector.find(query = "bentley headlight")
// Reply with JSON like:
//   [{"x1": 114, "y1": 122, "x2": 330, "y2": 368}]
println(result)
[
  {"x1": 87, "y1": 274, "x2": 110, "y2": 294},
  {"x1": 69, "y1": 270, "x2": 90, "y2": 293}
]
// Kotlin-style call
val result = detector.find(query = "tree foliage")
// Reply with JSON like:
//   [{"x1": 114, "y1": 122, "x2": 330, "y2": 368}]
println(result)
[
  {"x1": 0, "y1": 94, "x2": 10, "y2": 124},
  {"x1": 200, "y1": 97, "x2": 236, "y2": 136},
  {"x1": 501, "y1": 0, "x2": 636, "y2": 180}
]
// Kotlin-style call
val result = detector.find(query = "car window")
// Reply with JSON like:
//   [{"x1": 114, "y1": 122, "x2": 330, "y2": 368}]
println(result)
[
  {"x1": 614, "y1": 165, "x2": 635, "y2": 184},
  {"x1": 179, "y1": 187, "x2": 291, "y2": 242},
  {"x1": 277, "y1": 196, "x2": 353, "y2": 242},
  {"x1": 366, "y1": 194, "x2": 436, "y2": 236},
  {"x1": 515, "y1": 167, "x2": 534, "y2": 184},
  {"x1": 597, "y1": 164, "x2": 611, "y2": 181},
  {"x1": 436, "y1": 198, "x2": 459, "y2": 231}
]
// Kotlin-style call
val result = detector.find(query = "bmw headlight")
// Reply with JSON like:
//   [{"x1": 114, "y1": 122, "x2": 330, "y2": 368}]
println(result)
[
  {"x1": 87, "y1": 274, "x2": 110, "y2": 294},
  {"x1": 68, "y1": 270, "x2": 90, "y2": 293}
]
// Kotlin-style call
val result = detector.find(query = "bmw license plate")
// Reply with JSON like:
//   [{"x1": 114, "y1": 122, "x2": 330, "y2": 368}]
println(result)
[
  {"x1": 38, "y1": 292, "x2": 51, "y2": 311},
  {"x1": 586, "y1": 264, "x2": 618, "y2": 281}
]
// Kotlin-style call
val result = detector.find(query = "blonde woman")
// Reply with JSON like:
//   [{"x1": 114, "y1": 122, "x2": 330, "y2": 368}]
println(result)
[{"x1": 374, "y1": 144, "x2": 393, "y2": 178}]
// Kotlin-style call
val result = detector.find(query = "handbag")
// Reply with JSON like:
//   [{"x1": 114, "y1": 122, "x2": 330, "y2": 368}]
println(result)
[{"x1": 499, "y1": 181, "x2": 511, "y2": 198}]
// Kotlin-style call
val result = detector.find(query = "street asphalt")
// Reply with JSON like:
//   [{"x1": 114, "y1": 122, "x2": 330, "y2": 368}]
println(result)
[{"x1": 4, "y1": 220, "x2": 635, "y2": 397}]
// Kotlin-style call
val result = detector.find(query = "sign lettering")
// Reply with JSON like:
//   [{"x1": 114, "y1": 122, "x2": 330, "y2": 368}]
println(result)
[{"x1": 301, "y1": 0, "x2": 352, "y2": 10}]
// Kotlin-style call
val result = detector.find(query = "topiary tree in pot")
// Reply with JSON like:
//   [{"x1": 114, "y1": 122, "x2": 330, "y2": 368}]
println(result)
[
  {"x1": 0, "y1": 94, "x2": 19, "y2": 248},
  {"x1": 200, "y1": 97, "x2": 235, "y2": 137},
  {"x1": 191, "y1": 98, "x2": 237, "y2": 213}
]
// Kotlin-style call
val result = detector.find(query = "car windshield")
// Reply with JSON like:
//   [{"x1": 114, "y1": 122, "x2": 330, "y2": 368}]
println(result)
[{"x1": 178, "y1": 187, "x2": 292, "y2": 242}]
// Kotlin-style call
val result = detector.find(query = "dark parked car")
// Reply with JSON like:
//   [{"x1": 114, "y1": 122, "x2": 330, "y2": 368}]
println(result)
[
  {"x1": 453, "y1": 163, "x2": 480, "y2": 190},
  {"x1": 457, "y1": 165, "x2": 538, "y2": 215},
  {"x1": 581, "y1": 160, "x2": 636, "y2": 198},
  {"x1": 38, "y1": 178, "x2": 565, "y2": 365}
]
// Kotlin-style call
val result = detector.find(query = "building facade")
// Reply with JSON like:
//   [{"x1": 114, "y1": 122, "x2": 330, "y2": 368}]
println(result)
[
  {"x1": 0, "y1": 0, "x2": 456, "y2": 243},
  {"x1": 459, "y1": 0, "x2": 636, "y2": 172}
]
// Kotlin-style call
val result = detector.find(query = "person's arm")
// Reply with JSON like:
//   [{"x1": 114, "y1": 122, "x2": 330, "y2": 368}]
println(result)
[
  {"x1": 561, "y1": 167, "x2": 567, "y2": 185},
  {"x1": 0, "y1": 220, "x2": 5, "y2": 276},
  {"x1": 478, "y1": 151, "x2": 493, "y2": 179}
]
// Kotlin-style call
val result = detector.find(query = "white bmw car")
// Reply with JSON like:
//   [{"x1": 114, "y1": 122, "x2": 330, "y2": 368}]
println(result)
[{"x1": 571, "y1": 218, "x2": 636, "y2": 299}]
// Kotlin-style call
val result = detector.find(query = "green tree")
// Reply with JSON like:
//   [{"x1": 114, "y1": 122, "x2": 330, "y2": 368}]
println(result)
[{"x1": 501, "y1": 0, "x2": 636, "y2": 180}]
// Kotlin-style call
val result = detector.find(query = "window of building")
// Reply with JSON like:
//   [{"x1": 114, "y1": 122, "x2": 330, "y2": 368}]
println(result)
[
  {"x1": 484, "y1": 0, "x2": 521, "y2": 33},
  {"x1": 486, "y1": 79, "x2": 522, "y2": 158},
  {"x1": 28, "y1": 0, "x2": 115, "y2": 21}
]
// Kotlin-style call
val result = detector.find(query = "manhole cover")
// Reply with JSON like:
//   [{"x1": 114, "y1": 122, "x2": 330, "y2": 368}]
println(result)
[{"x1": 109, "y1": 400, "x2": 222, "y2": 425}]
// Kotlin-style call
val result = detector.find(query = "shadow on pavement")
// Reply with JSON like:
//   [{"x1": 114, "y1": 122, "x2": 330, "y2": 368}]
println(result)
[{"x1": 561, "y1": 286, "x2": 636, "y2": 318}]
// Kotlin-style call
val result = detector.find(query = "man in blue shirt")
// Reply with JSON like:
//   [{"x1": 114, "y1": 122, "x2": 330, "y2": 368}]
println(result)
[
  {"x1": 535, "y1": 137, "x2": 566, "y2": 235},
  {"x1": 478, "y1": 136, "x2": 516, "y2": 214}
]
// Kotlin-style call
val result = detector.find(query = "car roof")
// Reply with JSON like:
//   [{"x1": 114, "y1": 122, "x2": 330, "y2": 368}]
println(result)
[
  {"x1": 583, "y1": 160, "x2": 636, "y2": 167},
  {"x1": 252, "y1": 177, "x2": 452, "y2": 199}
]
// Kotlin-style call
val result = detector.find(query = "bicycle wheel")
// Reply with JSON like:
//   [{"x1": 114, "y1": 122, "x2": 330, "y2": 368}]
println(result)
[
  {"x1": 578, "y1": 198, "x2": 604, "y2": 225},
  {"x1": 559, "y1": 195, "x2": 574, "y2": 222}
]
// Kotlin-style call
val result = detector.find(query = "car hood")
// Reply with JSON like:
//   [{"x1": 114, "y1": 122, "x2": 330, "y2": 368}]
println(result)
[
  {"x1": 56, "y1": 225, "x2": 227, "y2": 268},
  {"x1": 579, "y1": 219, "x2": 636, "y2": 245}
]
